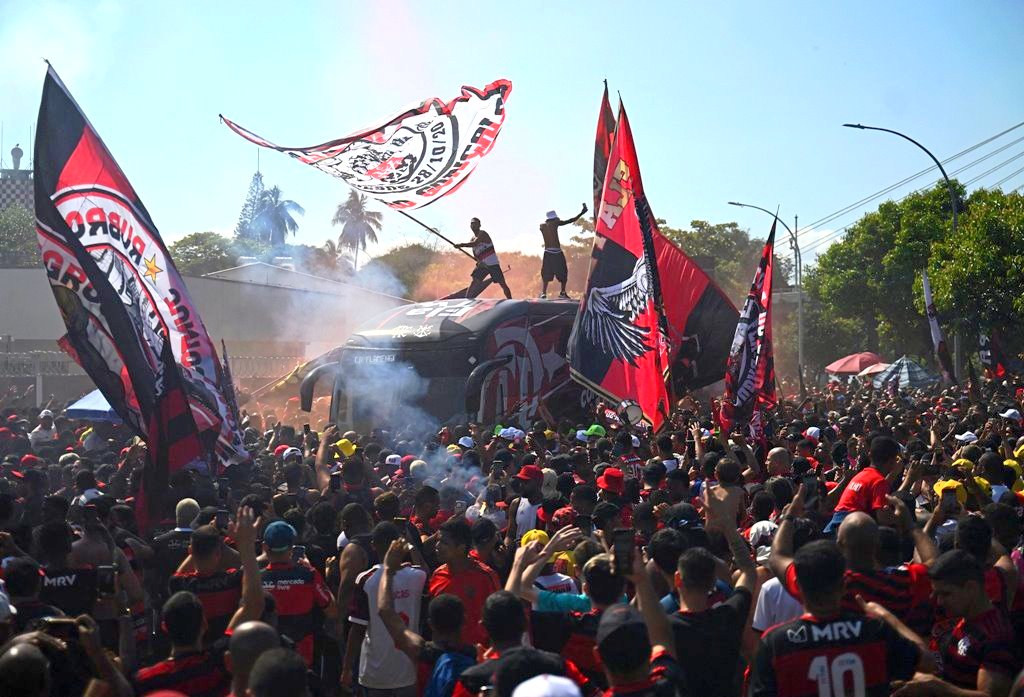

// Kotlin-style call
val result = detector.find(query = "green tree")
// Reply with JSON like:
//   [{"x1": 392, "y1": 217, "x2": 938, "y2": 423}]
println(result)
[
  {"x1": 311, "y1": 239, "x2": 355, "y2": 278},
  {"x1": 363, "y1": 242, "x2": 440, "y2": 298},
  {"x1": 928, "y1": 187, "x2": 1024, "y2": 339},
  {"x1": 168, "y1": 232, "x2": 239, "y2": 276},
  {"x1": 0, "y1": 204, "x2": 37, "y2": 267},
  {"x1": 252, "y1": 186, "x2": 304, "y2": 246},
  {"x1": 234, "y1": 171, "x2": 265, "y2": 240},
  {"x1": 332, "y1": 191, "x2": 383, "y2": 271},
  {"x1": 797, "y1": 180, "x2": 1024, "y2": 372},
  {"x1": 655, "y1": 219, "x2": 794, "y2": 305}
]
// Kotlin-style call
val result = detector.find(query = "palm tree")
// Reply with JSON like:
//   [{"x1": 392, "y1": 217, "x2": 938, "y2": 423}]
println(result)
[
  {"x1": 252, "y1": 186, "x2": 304, "y2": 246},
  {"x1": 318, "y1": 239, "x2": 355, "y2": 276},
  {"x1": 332, "y1": 191, "x2": 382, "y2": 271}
]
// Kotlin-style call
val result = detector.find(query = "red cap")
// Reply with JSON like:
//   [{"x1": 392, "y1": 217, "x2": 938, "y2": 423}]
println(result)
[
  {"x1": 273, "y1": 444, "x2": 290, "y2": 458},
  {"x1": 20, "y1": 454, "x2": 40, "y2": 468},
  {"x1": 515, "y1": 464, "x2": 544, "y2": 482},
  {"x1": 551, "y1": 506, "x2": 577, "y2": 530},
  {"x1": 9, "y1": 470, "x2": 25, "y2": 479},
  {"x1": 597, "y1": 467, "x2": 625, "y2": 495}
]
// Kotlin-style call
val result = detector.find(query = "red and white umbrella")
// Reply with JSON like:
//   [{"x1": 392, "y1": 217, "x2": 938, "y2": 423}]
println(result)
[
  {"x1": 824, "y1": 352, "x2": 884, "y2": 375},
  {"x1": 856, "y1": 362, "x2": 891, "y2": 378}
]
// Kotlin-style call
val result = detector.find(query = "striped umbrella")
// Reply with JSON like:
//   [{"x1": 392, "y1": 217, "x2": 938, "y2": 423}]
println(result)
[{"x1": 871, "y1": 355, "x2": 939, "y2": 389}]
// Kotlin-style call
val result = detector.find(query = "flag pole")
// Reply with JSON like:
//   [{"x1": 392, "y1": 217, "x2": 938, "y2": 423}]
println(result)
[{"x1": 394, "y1": 209, "x2": 478, "y2": 263}]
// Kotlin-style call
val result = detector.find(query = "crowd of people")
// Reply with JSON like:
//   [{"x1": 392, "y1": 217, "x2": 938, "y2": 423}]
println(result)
[{"x1": 0, "y1": 377, "x2": 1023, "y2": 696}]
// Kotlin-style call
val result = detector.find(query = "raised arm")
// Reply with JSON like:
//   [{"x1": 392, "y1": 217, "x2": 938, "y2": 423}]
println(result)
[
  {"x1": 377, "y1": 540, "x2": 424, "y2": 662},
  {"x1": 887, "y1": 496, "x2": 937, "y2": 567},
  {"x1": 704, "y1": 485, "x2": 756, "y2": 594},
  {"x1": 228, "y1": 506, "x2": 265, "y2": 630},
  {"x1": 624, "y1": 543, "x2": 675, "y2": 659},
  {"x1": 767, "y1": 484, "x2": 806, "y2": 583},
  {"x1": 558, "y1": 203, "x2": 588, "y2": 226}
]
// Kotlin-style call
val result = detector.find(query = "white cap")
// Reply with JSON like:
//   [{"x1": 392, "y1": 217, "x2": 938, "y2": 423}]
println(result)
[
  {"x1": 408, "y1": 460, "x2": 427, "y2": 479},
  {"x1": 458, "y1": 436, "x2": 475, "y2": 449},
  {"x1": 282, "y1": 447, "x2": 303, "y2": 461},
  {"x1": 39, "y1": 410, "x2": 54, "y2": 418},
  {"x1": 631, "y1": 435, "x2": 640, "y2": 448},
  {"x1": 512, "y1": 675, "x2": 581, "y2": 697},
  {"x1": 954, "y1": 431, "x2": 979, "y2": 443},
  {"x1": 804, "y1": 426, "x2": 821, "y2": 441},
  {"x1": 384, "y1": 454, "x2": 402, "y2": 466},
  {"x1": 999, "y1": 408, "x2": 1022, "y2": 422},
  {"x1": 546, "y1": 211, "x2": 558, "y2": 221},
  {"x1": 748, "y1": 520, "x2": 778, "y2": 548},
  {"x1": 576, "y1": 430, "x2": 588, "y2": 443}
]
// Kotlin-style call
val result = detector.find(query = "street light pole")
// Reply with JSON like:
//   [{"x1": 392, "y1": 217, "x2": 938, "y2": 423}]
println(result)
[
  {"x1": 727, "y1": 201, "x2": 803, "y2": 371},
  {"x1": 843, "y1": 123, "x2": 961, "y2": 377}
]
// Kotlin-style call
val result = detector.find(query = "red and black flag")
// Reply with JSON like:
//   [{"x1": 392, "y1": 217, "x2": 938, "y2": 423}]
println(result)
[
  {"x1": 593, "y1": 81, "x2": 616, "y2": 221},
  {"x1": 922, "y1": 271, "x2": 957, "y2": 385},
  {"x1": 138, "y1": 338, "x2": 206, "y2": 531},
  {"x1": 979, "y1": 332, "x2": 1008, "y2": 379},
  {"x1": 570, "y1": 105, "x2": 671, "y2": 430},
  {"x1": 720, "y1": 222, "x2": 777, "y2": 433},
  {"x1": 33, "y1": 65, "x2": 247, "y2": 465}
]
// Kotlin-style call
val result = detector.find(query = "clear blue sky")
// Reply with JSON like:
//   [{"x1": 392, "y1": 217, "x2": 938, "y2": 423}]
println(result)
[{"x1": 3, "y1": 1, "x2": 1022, "y2": 265}]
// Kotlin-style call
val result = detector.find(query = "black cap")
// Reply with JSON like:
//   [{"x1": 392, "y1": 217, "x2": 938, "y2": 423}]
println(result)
[{"x1": 596, "y1": 603, "x2": 648, "y2": 649}]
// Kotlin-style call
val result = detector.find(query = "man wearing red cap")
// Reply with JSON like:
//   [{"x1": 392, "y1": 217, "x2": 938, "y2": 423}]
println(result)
[
  {"x1": 597, "y1": 467, "x2": 632, "y2": 527},
  {"x1": 504, "y1": 464, "x2": 544, "y2": 548}
]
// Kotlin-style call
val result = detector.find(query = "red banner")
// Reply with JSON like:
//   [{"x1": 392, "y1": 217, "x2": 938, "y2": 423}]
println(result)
[
  {"x1": 570, "y1": 106, "x2": 670, "y2": 429},
  {"x1": 593, "y1": 83, "x2": 616, "y2": 221}
]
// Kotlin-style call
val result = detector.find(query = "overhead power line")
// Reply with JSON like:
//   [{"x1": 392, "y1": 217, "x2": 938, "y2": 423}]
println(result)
[{"x1": 796, "y1": 119, "x2": 1024, "y2": 241}]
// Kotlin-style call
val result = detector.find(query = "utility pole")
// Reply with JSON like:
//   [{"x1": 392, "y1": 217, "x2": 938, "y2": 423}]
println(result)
[{"x1": 727, "y1": 201, "x2": 803, "y2": 373}]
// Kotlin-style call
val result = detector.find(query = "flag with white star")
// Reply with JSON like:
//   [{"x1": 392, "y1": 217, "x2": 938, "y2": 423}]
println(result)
[{"x1": 33, "y1": 65, "x2": 248, "y2": 468}]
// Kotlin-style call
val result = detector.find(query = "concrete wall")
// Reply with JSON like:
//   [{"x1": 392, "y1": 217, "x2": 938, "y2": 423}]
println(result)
[{"x1": 0, "y1": 267, "x2": 410, "y2": 359}]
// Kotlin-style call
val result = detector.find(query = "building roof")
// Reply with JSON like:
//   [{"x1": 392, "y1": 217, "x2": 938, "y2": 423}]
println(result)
[{"x1": 202, "y1": 261, "x2": 409, "y2": 303}]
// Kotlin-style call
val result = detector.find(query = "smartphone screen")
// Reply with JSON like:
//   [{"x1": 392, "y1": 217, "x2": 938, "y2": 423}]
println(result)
[
  {"x1": 217, "y1": 478, "x2": 230, "y2": 500},
  {"x1": 330, "y1": 473, "x2": 341, "y2": 491},
  {"x1": 292, "y1": 545, "x2": 306, "y2": 563},
  {"x1": 96, "y1": 565, "x2": 116, "y2": 596},
  {"x1": 612, "y1": 528, "x2": 634, "y2": 576},
  {"x1": 42, "y1": 617, "x2": 80, "y2": 641},
  {"x1": 940, "y1": 490, "x2": 959, "y2": 514}
]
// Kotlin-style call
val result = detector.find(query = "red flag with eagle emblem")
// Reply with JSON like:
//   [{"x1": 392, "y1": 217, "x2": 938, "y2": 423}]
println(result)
[
  {"x1": 221, "y1": 80, "x2": 512, "y2": 210},
  {"x1": 569, "y1": 106, "x2": 672, "y2": 429},
  {"x1": 720, "y1": 222, "x2": 777, "y2": 434},
  {"x1": 33, "y1": 65, "x2": 247, "y2": 467}
]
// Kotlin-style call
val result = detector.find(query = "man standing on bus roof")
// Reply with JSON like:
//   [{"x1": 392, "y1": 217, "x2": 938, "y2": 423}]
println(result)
[
  {"x1": 539, "y1": 203, "x2": 587, "y2": 299},
  {"x1": 455, "y1": 217, "x2": 512, "y2": 300}
]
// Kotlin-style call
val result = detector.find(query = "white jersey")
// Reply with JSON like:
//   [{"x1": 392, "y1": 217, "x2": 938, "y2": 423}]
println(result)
[
  {"x1": 514, "y1": 499, "x2": 540, "y2": 542},
  {"x1": 349, "y1": 564, "x2": 427, "y2": 689}
]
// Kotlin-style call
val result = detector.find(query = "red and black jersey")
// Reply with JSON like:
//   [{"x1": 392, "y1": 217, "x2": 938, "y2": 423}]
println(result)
[
  {"x1": 603, "y1": 648, "x2": 686, "y2": 697},
  {"x1": 930, "y1": 607, "x2": 1020, "y2": 690},
  {"x1": 39, "y1": 567, "x2": 98, "y2": 618},
  {"x1": 750, "y1": 612, "x2": 919, "y2": 697},
  {"x1": 530, "y1": 608, "x2": 606, "y2": 689},
  {"x1": 784, "y1": 563, "x2": 932, "y2": 633},
  {"x1": 132, "y1": 649, "x2": 230, "y2": 697},
  {"x1": 261, "y1": 561, "x2": 333, "y2": 665},
  {"x1": 169, "y1": 568, "x2": 242, "y2": 645},
  {"x1": 619, "y1": 454, "x2": 643, "y2": 481}
]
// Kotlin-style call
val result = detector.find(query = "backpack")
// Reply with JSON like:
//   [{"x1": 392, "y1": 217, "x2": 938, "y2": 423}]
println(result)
[{"x1": 425, "y1": 649, "x2": 476, "y2": 697}]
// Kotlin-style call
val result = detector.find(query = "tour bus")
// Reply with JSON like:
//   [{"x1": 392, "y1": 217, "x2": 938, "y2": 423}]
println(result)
[{"x1": 299, "y1": 297, "x2": 584, "y2": 431}]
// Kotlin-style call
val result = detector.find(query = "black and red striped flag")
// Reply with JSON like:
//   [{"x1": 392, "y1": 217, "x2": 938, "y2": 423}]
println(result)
[
  {"x1": 720, "y1": 222, "x2": 777, "y2": 433},
  {"x1": 593, "y1": 81, "x2": 616, "y2": 222},
  {"x1": 979, "y1": 332, "x2": 1008, "y2": 379},
  {"x1": 137, "y1": 338, "x2": 206, "y2": 531}
]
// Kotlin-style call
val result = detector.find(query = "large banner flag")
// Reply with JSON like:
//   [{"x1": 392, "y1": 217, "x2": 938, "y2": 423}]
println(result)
[
  {"x1": 922, "y1": 270, "x2": 957, "y2": 384},
  {"x1": 221, "y1": 80, "x2": 512, "y2": 210},
  {"x1": 137, "y1": 339, "x2": 206, "y2": 530},
  {"x1": 720, "y1": 222, "x2": 777, "y2": 433},
  {"x1": 34, "y1": 66, "x2": 248, "y2": 466},
  {"x1": 979, "y1": 332, "x2": 1008, "y2": 379},
  {"x1": 593, "y1": 82, "x2": 616, "y2": 221},
  {"x1": 569, "y1": 106, "x2": 672, "y2": 430}
]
